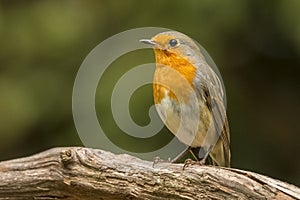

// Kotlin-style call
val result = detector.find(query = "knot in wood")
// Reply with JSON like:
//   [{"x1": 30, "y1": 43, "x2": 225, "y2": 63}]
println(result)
[{"x1": 60, "y1": 149, "x2": 74, "y2": 165}]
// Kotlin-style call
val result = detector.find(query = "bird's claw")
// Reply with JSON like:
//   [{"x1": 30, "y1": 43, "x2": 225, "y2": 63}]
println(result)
[
  {"x1": 152, "y1": 156, "x2": 168, "y2": 168},
  {"x1": 183, "y1": 159, "x2": 205, "y2": 170}
]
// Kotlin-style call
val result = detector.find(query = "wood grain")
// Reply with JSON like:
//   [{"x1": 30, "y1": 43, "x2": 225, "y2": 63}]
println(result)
[{"x1": 0, "y1": 147, "x2": 299, "y2": 199}]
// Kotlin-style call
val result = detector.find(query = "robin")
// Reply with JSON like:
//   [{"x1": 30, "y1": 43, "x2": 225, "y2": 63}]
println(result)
[{"x1": 140, "y1": 31, "x2": 231, "y2": 167}]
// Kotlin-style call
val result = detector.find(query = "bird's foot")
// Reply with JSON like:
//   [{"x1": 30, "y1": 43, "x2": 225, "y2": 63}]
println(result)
[
  {"x1": 152, "y1": 156, "x2": 171, "y2": 168},
  {"x1": 183, "y1": 158, "x2": 205, "y2": 170}
]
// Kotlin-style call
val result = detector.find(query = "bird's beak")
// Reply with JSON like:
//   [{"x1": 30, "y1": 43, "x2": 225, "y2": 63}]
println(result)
[{"x1": 139, "y1": 39, "x2": 158, "y2": 47}]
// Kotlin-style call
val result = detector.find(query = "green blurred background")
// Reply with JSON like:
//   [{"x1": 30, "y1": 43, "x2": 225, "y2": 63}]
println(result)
[{"x1": 0, "y1": 0, "x2": 299, "y2": 186}]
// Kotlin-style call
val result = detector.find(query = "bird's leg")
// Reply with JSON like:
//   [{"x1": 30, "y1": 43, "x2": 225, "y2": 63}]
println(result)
[
  {"x1": 170, "y1": 146, "x2": 190, "y2": 163},
  {"x1": 189, "y1": 148, "x2": 200, "y2": 161},
  {"x1": 198, "y1": 145, "x2": 212, "y2": 165},
  {"x1": 183, "y1": 145, "x2": 213, "y2": 169}
]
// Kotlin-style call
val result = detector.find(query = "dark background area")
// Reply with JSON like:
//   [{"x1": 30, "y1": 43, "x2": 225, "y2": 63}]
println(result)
[{"x1": 0, "y1": 0, "x2": 299, "y2": 186}]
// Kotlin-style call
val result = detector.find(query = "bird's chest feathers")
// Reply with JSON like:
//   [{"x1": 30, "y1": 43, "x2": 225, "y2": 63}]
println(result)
[{"x1": 153, "y1": 50, "x2": 197, "y2": 104}]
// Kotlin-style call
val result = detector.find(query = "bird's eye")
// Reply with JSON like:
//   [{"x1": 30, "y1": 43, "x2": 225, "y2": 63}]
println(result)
[{"x1": 169, "y1": 39, "x2": 178, "y2": 47}]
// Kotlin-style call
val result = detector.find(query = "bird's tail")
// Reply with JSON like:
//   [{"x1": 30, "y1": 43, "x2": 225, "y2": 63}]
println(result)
[
  {"x1": 209, "y1": 138, "x2": 231, "y2": 167},
  {"x1": 209, "y1": 112, "x2": 231, "y2": 167}
]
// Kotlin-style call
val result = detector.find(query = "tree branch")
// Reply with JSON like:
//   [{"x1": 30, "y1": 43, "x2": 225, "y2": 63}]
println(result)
[{"x1": 0, "y1": 147, "x2": 299, "y2": 199}]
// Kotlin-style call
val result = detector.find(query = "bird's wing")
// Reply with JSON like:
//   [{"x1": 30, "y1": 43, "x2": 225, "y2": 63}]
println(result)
[{"x1": 194, "y1": 61, "x2": 231, "y2": 166}]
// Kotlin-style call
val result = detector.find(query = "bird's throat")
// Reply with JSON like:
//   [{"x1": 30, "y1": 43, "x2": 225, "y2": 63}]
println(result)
[{"x1": 153, "y1": 49, "x2": 197, "y2": 104}]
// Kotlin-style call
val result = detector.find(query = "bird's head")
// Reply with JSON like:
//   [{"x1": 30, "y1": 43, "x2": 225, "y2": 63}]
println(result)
[{"x1": 140, "y1": 31, "x2": 203, "y2": 66}]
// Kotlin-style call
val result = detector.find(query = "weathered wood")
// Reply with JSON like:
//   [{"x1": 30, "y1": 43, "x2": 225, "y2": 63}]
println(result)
[{"x1": 0, "y1": 147, "x2": 299, "y2": 199}]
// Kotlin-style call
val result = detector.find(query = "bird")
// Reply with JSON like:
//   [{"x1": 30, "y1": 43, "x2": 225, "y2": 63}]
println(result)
[{"x1": 140, "y1": 31, "x2": 231, "y2": 167}]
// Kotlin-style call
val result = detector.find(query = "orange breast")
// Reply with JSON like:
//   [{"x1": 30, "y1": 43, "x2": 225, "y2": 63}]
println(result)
[{"x1": 153, "y1": 49, "x2": 197, "y2": 104}]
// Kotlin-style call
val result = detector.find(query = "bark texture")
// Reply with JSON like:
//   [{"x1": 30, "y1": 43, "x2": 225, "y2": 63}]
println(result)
[{"x1": 0, "y1": 147, "x2": 299, "y2": 200}]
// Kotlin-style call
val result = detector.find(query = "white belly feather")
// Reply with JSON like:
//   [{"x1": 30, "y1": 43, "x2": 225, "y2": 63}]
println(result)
[{"x1": 155, "y1": 91, "x2": 215, "y2": 148}]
